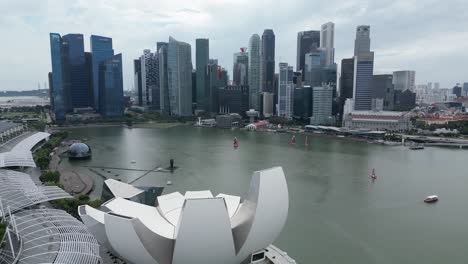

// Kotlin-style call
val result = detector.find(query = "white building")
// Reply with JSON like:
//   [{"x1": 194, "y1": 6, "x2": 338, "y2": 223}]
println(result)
[
  {"x1": 277, "y1": 63, "x2": 294, "y2": 119},
  {"x1": 320, "y1": 22, "x2": 335, "y2": 66},
  {"x1": 343, "y1": 110, "x2": 412, "y2": 131},
  {"x1": 79, "y1": 167, "x2": 296, "y2": 264}
]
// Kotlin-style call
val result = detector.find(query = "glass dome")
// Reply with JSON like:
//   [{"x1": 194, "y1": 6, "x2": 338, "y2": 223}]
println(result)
[{"x1": 68, "y1": 143, "x2": 92, "y2": 159}]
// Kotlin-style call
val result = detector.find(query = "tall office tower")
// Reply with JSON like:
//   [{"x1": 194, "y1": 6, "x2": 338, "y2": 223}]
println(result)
[
  {"x1": 277, "y1": 63, "x2": 294, "y2": 119},
  {"x1": 233, "y1": 48, "x2": 249, "y2": 86},
  {"x1": 134, "y1": 59, "x2": 143, "y2": 106},
  {"x1": 62, "y1": 34, "x2": 91, "y2": 109},
  {"x1": 371, "y1": 74, "x2": 394, "y2": 110},
  {"x1": 311, "y1": 86, "x2": 334, "y2": 125},
  {"x1": 167, "y1": 37, "x2": 193, "y2": 116},
  {"x1": 192, "y1": 70, "x2": 197, "y2": 103},
  {"x1": 453, "y1": 84, "x2": 462, "y2": 97},
  {"x1": 90, "y1": 35, "x2": 114, "y2": 110},
  {"x1": 196, "y1": 39, "x2": 209, "y2": 111},
  {"x1": 206, "y1": 60, "x2": 220, "y2": 113},
  {"x1": 158, "y1": 45, "x2": 170, "y2": 115},
  {"x1": 48, "y1": 72, "x2": 54, "y2": 111},
  {"x1": 248, "y1": 34, "x2": 261, "y2": 111},
  {"x1": 140, "y1": 49, "x2": 158, "y2": 107},
  {"x1": 303, "y1": 49, "x2": 325, "y2": 86},
  {"x1": 353, "y1": 25, "x2": 374, "y2": 111},
  {"x1": 339, "y1": 58, "x2": 354, "y2": 106},
  {"x1": 261, "y1": 29, "x2": 275, "y2": 94},
  {"x1": 50, "y1": 33, "x2": 67, "y2": 121},
  {"x1": 427, "y1": 82, "x2": 433, "y2": 90},
  {"x1": 99, "y1": 54, "x2": 124, "y2": 117},
  {"x1": 320, "y1": 22, "x2": 335, "y2": 66},
  {"x1": 296, "y1": 30, "x2": 320, "y2": 76},
  {"x1": 262, "y1": 92, "x2": 274, "y2": 117},
  {"x1": 434, "y1": 82, "x2": 440, "y2": 90},
  {"x1": 393, "y1": 70, "x2": 416, "y2": 91}
]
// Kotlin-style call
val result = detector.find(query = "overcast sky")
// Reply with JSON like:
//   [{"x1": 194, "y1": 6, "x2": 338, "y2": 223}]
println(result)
[{"x1": 0, "y1": 0, "x2": 467, "y2": 91}]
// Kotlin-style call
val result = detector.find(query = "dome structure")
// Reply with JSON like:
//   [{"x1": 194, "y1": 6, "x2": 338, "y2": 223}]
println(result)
[{"x1": 68, "y1": 143, "x2": 92, "y2": 159}]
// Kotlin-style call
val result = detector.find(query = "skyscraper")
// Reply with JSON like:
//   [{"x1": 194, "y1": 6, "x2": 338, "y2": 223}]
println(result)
[
  {"x1": 167, "y1": 37, "x2": 193, "y2": 116},
  {"x1": 248, "y1": 34, "x2": 261, "y2": 111},
  {"x1": 99, "y1": 54, "x2": 124, "y2": 117},
  {"x1": 311, "y1": 86, "x2": 334, "y2": 125},
  {"x1": 353, "y1": 25, "x2": 374, "y2": 111},
  {"x1": 158, "y1": 45, "x2": 170, "y2": 115},
  {"x1": 91, "y1": 35, "x2": 114, "y2": 110},
  {"x1": 50, "y1": 33, "x2": 123, "y2": 120},
  {"x1": 320, "y1": 22, "x2": 335, "y2": 66},
  {"x1": 139, "y1": 49, "x2": 158, "y2": 107},
  {"x1": 296, "y1": 30, "x2": 320, "y2": 75},
  {"x1": 393, "y1": 70, "x2": 416, "y2": 91},
  {"x1": 277, "y1": 63, "x2": 294, "y2": 119},
  {"x1": 49, "y1": 33, "x2": 67, "y2": 121},
  {"x1": 261, "y1": 29, "x2": 275, "y2": 94},
  {"x1": 371, "y1": 74, "x2": 394, "y2": 110},
  {"x1": 233, "y1": 48, "x2": 248, "y2": 86},
  {"x1": 133, "y1": 59, "x2": 143, "y2": 106},
  {"x1": 196, "y1": 39, "x2": 209, "y2": 111},
  {"x1": 62, "y1": 34, "x2": 91, "y2": 109}
]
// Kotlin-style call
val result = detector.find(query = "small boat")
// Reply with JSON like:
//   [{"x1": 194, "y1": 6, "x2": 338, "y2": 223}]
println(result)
[
  {"x1": 409, "y1": 145, "x2": 424, "y2": 150},
  {"x1": 166, "y1": 180, "x2": 172, "y2": 185},
  {"x1": 233, "y1": 137, "x2": 239, "y2": 148},
  {"x1": 424, "y1": 195, "x2": 438, "y2": 203},
  {"x1": 370, "y1": 168, "x2": 377, "y2": 180},
  {"x1": 130, "y1": 160, "x2": 136, "y2": 163},
  {"x1": 290, "y1": 136, "x2": 296, "y2": 145}
]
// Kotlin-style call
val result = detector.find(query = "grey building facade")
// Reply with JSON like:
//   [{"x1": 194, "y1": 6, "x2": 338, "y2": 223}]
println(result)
[
  {"x1": 371, "y1": 74, "x2": 394, "y2": 111},
  {"x1": 296, "y1": 30, "x2": 320, "y2": 76},
  {"x1": 196, "y1": 39, "x2": 209, "y2": 111},
  {"x1": 167, "y1": 37, "x2": 193, "y2": 116},
  {"x1": 233, "y1": 49, "x2": 249, "y2": 86},
  {"x1": 311, "y1": 86, "x2": 334, "y2": 125},
  {"x1": 248, "y1": 34, "x2": 261, "y2": 111},
  {"x1": 277, "y1": 63, "x2": 294, "y2": 119},
  {"x1": 218, "y1": 85, "x2": 249, "y2": 115},
  {"x1": 353, "y1": 25, "x2": 374, "y2": 111}
]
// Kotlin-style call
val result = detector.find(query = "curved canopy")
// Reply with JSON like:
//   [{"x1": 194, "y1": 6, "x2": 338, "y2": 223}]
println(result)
[
  {"x1": 0, "y1": 132, "x2": 50, "y2": 168},
  {"x1": 0, "y1": 169, "x2": 71, "y2": 216},
  {"x1": 9, "y1": 209, "x2": 101, "y2": 264}
]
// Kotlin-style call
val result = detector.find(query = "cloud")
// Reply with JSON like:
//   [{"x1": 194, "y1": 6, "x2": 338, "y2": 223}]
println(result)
[{"x1": 0, "y1": 0, "x2": 467, "y2": 90}]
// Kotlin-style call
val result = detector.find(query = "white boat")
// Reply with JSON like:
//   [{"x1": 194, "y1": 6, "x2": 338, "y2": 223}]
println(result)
[
  {"x1": 130, "y1": 160, "x2": 136, "y2": 163},
  {"x1": 166, "y1": 180, "x2": 172, "y2": 185},
  {"x1": 424, "y1": 195, "x2": 438, "y2": 203}
]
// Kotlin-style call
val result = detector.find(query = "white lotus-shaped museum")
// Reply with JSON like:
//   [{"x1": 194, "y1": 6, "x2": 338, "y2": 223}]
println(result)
[{"x1": 79, "y1": 167, "x2": 296, "y2": 264}]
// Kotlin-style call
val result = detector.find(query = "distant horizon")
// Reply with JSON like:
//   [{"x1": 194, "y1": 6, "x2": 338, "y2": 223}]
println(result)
[{"x1": 1, "y1": 0, "x2": 468, "y2": 91}]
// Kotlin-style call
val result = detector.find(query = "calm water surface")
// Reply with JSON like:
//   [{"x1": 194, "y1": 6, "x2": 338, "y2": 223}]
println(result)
[{"x1": 63, "y1": 126, "x2": 468, "y2": 264}]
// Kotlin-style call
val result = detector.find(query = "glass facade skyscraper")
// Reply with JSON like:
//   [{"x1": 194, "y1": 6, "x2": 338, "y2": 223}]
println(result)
[
  {"x1": 353, "y1": 25, "x2": 374, "y2": 111},
  {"x1": 233, "y1": 50, "x2": 248, "y2": 86},
  {"x1": 49, "y1": 33, "x2": 66, "y2": 121},
  {"x1": 91, "y1": 35, "x2": 114, "y2": 110},
  {"x1": 261, "y1": 29, "x2": 275, "y2": 94},
  {"x1": 277, "y1": 62, "x2": 294, "y2": 119},
  {"x1": 167, "y1": 37, "x2": 193, "y2": 116},
  {"x1": 196, "y1": 39, "x2": 209, "y2": 111},
  {"x1": 296, "y1": 30, "x2": 320, "y2": 76},
  {"x1": 248, "y1": 34, "x2": 261, "y2": 111},
  {"x1": 159, "y1": 45, "x2": 170, "y2": 115},
  {"x1": 62, "y1": 34, "x2": 91, "y2": 109},
  {"x1": 99, "y1": 54, "x2": 124, "y2": 118}
]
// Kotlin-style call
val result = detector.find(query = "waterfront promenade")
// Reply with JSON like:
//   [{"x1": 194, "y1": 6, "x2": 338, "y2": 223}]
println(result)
[{"x1": 50, "y1": 141, "x2": 94, "y2": 195}]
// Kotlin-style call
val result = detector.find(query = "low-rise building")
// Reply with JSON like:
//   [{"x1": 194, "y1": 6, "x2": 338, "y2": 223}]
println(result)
[{"x1": 343, "y1": 110, "x2": 412, "y2": 131}]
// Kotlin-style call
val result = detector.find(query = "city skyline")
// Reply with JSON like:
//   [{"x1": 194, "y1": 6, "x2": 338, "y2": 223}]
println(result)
[{"x1": 1, "y1": 0, "x2": 468, "y2": 91}]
